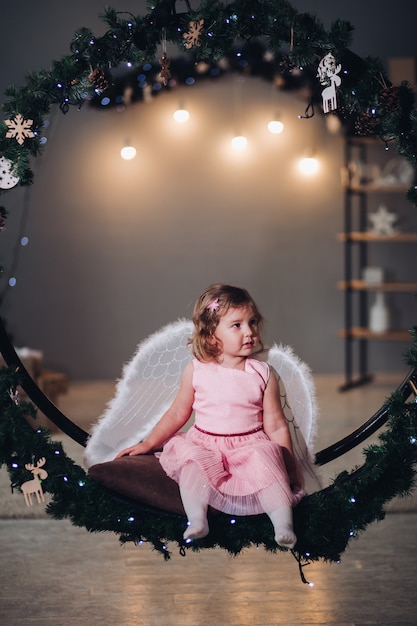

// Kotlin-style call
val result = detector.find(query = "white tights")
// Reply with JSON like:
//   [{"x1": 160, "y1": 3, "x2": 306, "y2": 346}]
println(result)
[
  {"x1": 179, "y1": 486, "x2": 209, "y2": 541},
  {"x1": 179, "y1": 485, "x2": 296, "y2": 548},
  {"x1": 267, "y1": 506, "x2": 297, "y2": 549}
]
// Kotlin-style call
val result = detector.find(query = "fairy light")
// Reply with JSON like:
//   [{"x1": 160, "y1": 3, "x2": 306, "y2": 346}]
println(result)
[
  {"x1": 231, "y1": 135, "x2": 247, "y2": 151},
  {"x1": 267, "y1": 119, "x2": 284, "y2": 134},
  {"x1": 121, "y1": 145, "x2": 136, "y2": 160},
  {"x1": 173, "y1": 108, "x2": 190, "y2": 123},
  {"x1": 298, "y1": 155, "x2": 319, "y2": 175}
]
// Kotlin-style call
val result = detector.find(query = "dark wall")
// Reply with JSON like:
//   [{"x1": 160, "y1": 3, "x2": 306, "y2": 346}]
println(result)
[{"x1": 0, "y1": 1, "x2": 416, "y2": 379}]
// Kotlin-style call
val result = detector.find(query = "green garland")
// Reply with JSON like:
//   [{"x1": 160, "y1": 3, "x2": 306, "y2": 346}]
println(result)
[
  {"x1": 1, "y1": 344, "x2": 416, "y2": 578},
  {"x1": 0, "y1": 1, "x2": 416, "y2": 200}
]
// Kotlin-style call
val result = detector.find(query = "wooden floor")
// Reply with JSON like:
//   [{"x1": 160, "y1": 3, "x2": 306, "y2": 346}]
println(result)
[{"x1": 0, "y1": 373, "x2": 416, "y2": 625}]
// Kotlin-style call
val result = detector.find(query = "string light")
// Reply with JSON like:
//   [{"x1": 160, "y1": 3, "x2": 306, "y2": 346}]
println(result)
[
  {"x1": 120, "y1": 145, "x2": 136, "y2": 160},
  {"x1": 173, "y1": 108, "x2": 190, "y2": 123},
  {"x1": 268, "y1": 119, "x2": 284, "y2": 134},
  {"x1": 298, "y1": 155, "x2": 319, "y2": 175},
  {"x1": 231, "y1": 135, "x2": 247, "y2": 151}
]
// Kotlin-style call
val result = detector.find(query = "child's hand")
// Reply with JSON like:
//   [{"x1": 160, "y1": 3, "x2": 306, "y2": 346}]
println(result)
[{"x1": 115, "y1": 442, "x2": 149, "y2": 459}]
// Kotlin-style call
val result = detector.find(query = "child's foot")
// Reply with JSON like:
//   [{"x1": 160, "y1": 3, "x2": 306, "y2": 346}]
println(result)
[
  {"x1": 183, "y1": 519, "x2": 209, "y2": 541},
  {"x1": 269, "y1": 506, "x2": 296, "y2": 549},
  {"x1": 275, "y1": 529, "x2": 297, "y2": 549}
]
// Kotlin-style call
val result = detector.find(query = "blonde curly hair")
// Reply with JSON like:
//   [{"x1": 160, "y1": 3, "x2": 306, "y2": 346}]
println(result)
[{"x1": 190, "y1": 283, "x2": 264, "y2": 362}]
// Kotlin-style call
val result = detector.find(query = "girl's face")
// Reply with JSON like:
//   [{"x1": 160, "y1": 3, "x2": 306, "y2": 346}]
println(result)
[{"x1": 214, "y1": 305, "x2": 259, "y2": 363}]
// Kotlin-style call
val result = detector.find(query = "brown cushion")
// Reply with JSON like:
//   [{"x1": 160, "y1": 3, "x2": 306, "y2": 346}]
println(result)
[{"x1": 88, "y1": 455, "x2": 186, "y2": 516}]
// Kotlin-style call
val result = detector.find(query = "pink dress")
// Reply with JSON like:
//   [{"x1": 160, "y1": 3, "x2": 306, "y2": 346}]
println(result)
[{"x1": 158, "y1": 358, "x2": 304, "y2": 516}]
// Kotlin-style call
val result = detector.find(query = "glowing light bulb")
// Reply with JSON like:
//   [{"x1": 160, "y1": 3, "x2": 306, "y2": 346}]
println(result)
[
  {"x1": 298, "y1": 156, "x2": 319, "y2": 175},
  {"x1": 121, "y1": 145, "x2": 136, "y2": 160},
  {"x1": 268, "y1": 119, "x2": 284, "y2": 134},
  {"x1": 173, "y1": 108, "x2": 190, "y2": 123},
  {"x1": 231, "y1": 135, "x2": 247, "y2": 151}
]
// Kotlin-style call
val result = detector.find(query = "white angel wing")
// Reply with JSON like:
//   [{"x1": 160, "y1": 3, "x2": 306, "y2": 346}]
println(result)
[
  {"x1": 263, "y1": 344, "x2": 321, "y2": 493},
  {"x1": 83, "y1": 319, "x2": 193, "y2": 467}
]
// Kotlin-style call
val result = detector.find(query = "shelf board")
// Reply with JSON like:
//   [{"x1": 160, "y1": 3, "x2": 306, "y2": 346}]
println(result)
[
  {"x1": 337, "y1": 280, "x2": 417, "y2": 291},
  {"x1": 345, "y1": 183, "x2": 410, "y2": 193},
  {"x1": 347, "y1": 136, "x2": 389, "y2": 145},
  {"x1": 337, "y1": 232, "x2": 417, "y2": 243},
  {"x1": 338, "y1": 328, "x2": 412, "y2": 341}
]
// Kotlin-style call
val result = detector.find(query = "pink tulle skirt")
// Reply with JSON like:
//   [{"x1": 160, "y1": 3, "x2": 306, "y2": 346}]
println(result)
[{"x1": 158, "y1": 425, "x2": 304, "y2": 516}]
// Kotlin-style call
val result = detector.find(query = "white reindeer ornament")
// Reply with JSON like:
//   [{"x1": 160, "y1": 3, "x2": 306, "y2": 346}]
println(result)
[
  {"x1": 21, "y1": 457, "x2": 48, "y2": 506},
  {"x1": 317, "y1": 53, "x2": 342, "y2": 113}
]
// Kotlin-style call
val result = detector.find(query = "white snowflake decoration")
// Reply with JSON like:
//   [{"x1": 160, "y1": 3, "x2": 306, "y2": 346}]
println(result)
[
  {"x1": 5, "y1": 113, "x2": 35, "y2": 145},
  {"x1": 0, "y1": 156, "x2": 19, "y2": 189},
  {"x1": 368, "y1": 204, "x2": 398, "y2": 235},
  {"x1": 317, "y1": 53, "x2": 342, "y2": 113},
  {"x1": 183, "y1": 19, "x2": 204, "y2": 49}
]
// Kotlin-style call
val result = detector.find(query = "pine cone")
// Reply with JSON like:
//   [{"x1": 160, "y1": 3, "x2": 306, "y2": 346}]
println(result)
[
  {"x1": 88, "y1": 68, "x2": 110, "y2": 92},
  {"x1": 279, "y1": 54, "x2": 295, "y2": 74},
  {"x1": 354, "y1": 112, "x2": 381, "y2": 136},
  {"x1": 379, "y1": 85, "x2": 401, "y2": 113},
  {"x1": 0, "y1": 207, "x2": 7, "y2": 232}
]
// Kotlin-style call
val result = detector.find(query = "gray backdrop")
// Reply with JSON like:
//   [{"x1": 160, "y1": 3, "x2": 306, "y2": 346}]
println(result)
[{"x1": 0, "y1": 1, "x2": 416, "y2": 380}]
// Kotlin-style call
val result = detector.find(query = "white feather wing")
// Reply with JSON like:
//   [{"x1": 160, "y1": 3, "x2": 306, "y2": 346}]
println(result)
[
  {"x1": 84, "y1": 319, "x2": 193, "y2": 467},
  {"x1": 265, "y1": 343, "x2": 321, "y2": 492}
]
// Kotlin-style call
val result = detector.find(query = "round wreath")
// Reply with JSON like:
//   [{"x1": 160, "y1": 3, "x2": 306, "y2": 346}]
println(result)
[{"x1": 1, "y1": 1, "x2": 417, "y2": 583}]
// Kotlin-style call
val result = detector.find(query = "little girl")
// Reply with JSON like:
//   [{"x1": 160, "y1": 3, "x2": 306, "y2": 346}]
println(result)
[{"x1": 116, "y1": 283, "x2": 304, "y2": 548}]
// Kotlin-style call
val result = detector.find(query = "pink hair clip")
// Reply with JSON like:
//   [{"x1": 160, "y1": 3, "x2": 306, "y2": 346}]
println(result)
[{"x1": 207, "y1": 297, "x2": 220, "y2": 312}]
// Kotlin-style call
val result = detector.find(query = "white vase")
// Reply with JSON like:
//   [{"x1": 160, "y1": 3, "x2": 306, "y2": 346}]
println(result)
[{"x1": 369, "y1": 292, "x2": 390, "y2": 333}]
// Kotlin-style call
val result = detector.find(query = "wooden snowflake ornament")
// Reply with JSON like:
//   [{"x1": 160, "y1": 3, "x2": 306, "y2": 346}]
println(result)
[
  {"x1": 5, "y1": 113, "x2": 35, "y2": 145},
  {"x1": 183, "y1": 19, "x2": 204, "y2": 49}
]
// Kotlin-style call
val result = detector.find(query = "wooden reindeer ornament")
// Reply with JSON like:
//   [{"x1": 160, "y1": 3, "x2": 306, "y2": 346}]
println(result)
[{"x1": 21, "y1": 457, "x2": 48, "y2": 506}]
